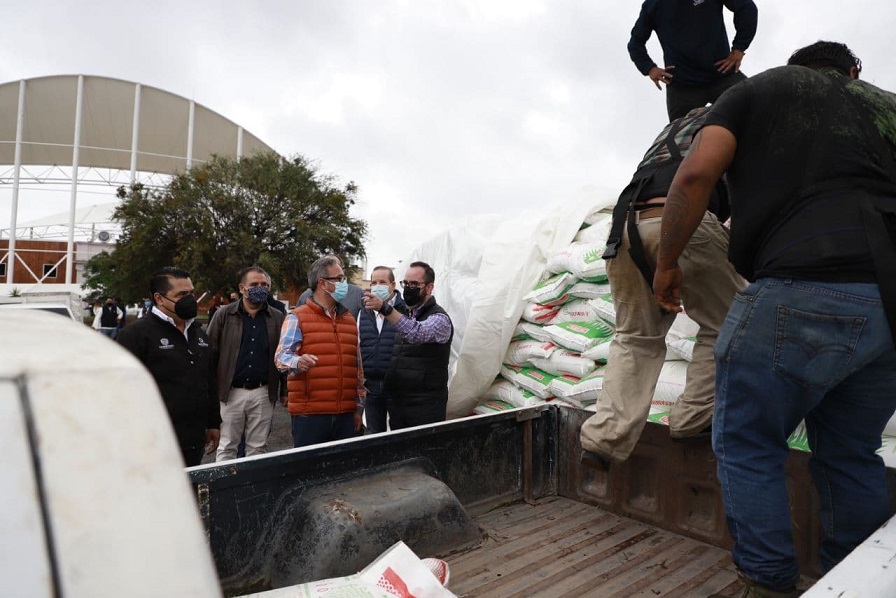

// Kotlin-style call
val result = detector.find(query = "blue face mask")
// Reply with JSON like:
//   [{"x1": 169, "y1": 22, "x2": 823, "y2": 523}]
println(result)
[
  {"x1": 329, "y1": 280, "x2": 348, "y2": 302},
  {"x1": 144, "y1": 300, "x2": 152, "y2": 308},
  {"x1": 370, "y1": 284, "x2": 391, "y2": 302},
  {"x1": 246, "y1": 286, "x2": 269, "y2": 305}
]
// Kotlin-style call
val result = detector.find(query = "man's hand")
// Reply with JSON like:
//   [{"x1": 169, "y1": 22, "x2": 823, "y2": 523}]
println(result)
[
  {"x1": 353, "y1": 411, "x2": 363, "y2": 433},
  {"x1": 280, "y1": 395, "x2": 288, "y2": 407},
  {"x1": 296, "y1": 353, "x2": 318, "y2": 372},
  {"x1": 648, "y1": 66, "x2": 675, "y2": 90},
  {"x1": 204, "y1": 429, "x2": 221, "y2": 455},
  {"x1": 362, "y1": 291, "x2": 384, "y2": 312},
  {"x1": 715, "y1": 49, "x2": 744, "y2": 74},
  {"x1": 654, "y1": 264, "x2": 684, "y2": 313}
]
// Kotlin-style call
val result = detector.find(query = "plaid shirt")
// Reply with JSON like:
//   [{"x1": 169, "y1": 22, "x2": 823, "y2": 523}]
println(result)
[{"x1": 394, "y1": 308, "x2": 452, "y2": 344}]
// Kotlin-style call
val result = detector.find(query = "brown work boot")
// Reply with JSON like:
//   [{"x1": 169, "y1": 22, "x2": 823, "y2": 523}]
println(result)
[{"x1": 737, "y1": 572, "x2": 801, "y2": 597}]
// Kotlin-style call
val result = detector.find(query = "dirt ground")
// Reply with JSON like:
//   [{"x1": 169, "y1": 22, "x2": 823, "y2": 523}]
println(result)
[{"x1": 200, "y1": 401, "x2": 294, "y2": 465}]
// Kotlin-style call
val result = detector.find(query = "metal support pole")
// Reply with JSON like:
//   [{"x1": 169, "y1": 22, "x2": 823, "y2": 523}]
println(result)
[
  {"x1": 186, "y1": 100, "x2": 195, "y2": 170},
  {"x1": 129, "y1": 83, "x2": 141, "y2": 184},
  {"x1": 6, "y1": 80, "x2": 25, "y2": 284},
  {"x1": 237, "y1": 126, "x2": 243, "y2": 160},
  {"x1": 65, "y1": 75, "x2": 84, "y2": 284}
]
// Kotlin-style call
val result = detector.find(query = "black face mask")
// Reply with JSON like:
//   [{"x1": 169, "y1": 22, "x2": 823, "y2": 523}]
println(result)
[
  {"x1": 163, "y1": 294, "x2": 198, "y2": 320},
  {"x1": 402, "y1": 286, "x2": 424, "y2": 307}
]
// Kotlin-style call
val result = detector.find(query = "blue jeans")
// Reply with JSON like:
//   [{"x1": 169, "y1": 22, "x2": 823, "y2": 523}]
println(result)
[
  {"x1": 291, "y1": 413, "x2": 356, "y2": 448},
  {"x1": 713, "y1": 278, "x2": 896, "y2": 590}
]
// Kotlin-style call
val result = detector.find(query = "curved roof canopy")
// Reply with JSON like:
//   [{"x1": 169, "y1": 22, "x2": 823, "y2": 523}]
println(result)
[{"x1": 0, "y1": 74, "x2": 276, "y2": 174}]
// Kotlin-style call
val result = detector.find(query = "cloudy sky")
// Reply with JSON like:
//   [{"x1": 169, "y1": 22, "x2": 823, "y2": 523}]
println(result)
[{"x1": 2, "y1": 0, "x2": 894, "y2": 272}]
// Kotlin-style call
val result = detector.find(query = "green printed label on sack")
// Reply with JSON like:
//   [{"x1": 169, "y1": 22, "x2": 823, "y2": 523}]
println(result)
[
  {"x1": 532, "y1": 272, "x2": 571, "y2": 291},
  {"x1": 556, "y1": 320, "x2": 613, "y2": 339},
  {"x1": 583, "y1": 247, "x2": 604, "y2": 265}
]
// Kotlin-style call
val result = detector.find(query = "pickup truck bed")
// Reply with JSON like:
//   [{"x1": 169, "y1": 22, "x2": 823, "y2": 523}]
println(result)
[
  {"x1": 446, "y1": 495, "x2": 740, "y2": 597},
  {"x1": 190, "y1": 405, "x2": 885, "y2": 596}
]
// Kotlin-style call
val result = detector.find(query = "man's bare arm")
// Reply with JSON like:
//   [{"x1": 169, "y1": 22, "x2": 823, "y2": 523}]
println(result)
[{"x1": 654, "y1": 125, "x2": 737, "y2": 311}]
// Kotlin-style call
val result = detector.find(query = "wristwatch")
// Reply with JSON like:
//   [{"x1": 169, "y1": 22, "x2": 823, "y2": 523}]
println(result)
[{"x1": 380, "y1": 302, "x2": 393, "y2": 317}]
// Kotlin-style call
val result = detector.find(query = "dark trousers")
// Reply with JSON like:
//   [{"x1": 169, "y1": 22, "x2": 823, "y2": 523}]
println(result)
[
  {"x1": 363, "y1": 378, "x2": 392, "y2": 434},
  {"x1": 291, "y1": 413, "x2": 356, "y2": 448},
  {"x1": 666, "y1": 71, "x2": 747, "y2": 121}
]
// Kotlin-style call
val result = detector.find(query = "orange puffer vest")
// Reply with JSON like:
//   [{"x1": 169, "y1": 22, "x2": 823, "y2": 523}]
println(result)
[{"x1": 286, "y1": 300, "x2": 359, "y2": 416}]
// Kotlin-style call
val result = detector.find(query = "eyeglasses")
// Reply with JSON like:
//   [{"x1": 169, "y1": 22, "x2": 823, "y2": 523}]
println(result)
[
  {"x1": 400, "y1": 280, "x2": 428, "y2": 289},
  {"x1": 322, "y1": 275, "x2": 347, "y2": 283}
]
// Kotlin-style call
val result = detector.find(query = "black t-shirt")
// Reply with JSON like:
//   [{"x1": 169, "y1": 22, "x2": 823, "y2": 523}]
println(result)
[{"x1": 704, "y1": 65, "x2": 896, "y2": 281}]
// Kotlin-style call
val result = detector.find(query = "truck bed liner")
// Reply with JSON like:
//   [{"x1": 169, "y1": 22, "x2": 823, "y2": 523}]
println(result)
[{"x1": 446, "y1": 496, "x2": 742, "y2": 598}]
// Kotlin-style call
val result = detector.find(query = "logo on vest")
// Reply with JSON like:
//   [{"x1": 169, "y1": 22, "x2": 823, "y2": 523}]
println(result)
[
  {"x1": 693, "y1": 0, "x2": 705, "y2": 5},
  {"x1": 197, "y1": 338, "x2": 209, "y2": 348},
  {"x1": 159, "y1": 338, "x2": 173, "y2": 350}
]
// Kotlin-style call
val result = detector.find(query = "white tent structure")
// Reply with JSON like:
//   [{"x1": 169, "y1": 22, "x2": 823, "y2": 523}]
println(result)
[{"x1": 0, "y1": 74, "x2": 277, "y2": 292}]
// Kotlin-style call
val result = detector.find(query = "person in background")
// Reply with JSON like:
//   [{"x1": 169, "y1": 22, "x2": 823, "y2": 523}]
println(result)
[
  {"x1": 357, "y1": 266, "x2": 406, "y2": 433},
  {"x1": 276, "y1": 255, "x2": 365, "y2": 447},
  {"x1": 654, "y1": 41, "x2": 896, "y2": 596},
  {"x1": 117, "y1": 267, "x2": 220, "y2": 466},
  {"x1": 362, "y1": 261, "x2": 453, "y2": 429},
  {"x1": 95, "y1": 297, "x2": 123, "y2": 339},
  {"x1": 207, "y1": 266, "x2": 286, "y2": 461}
]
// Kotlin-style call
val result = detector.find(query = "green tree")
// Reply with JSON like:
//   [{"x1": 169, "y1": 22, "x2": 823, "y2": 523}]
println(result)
[{"x1": 82, "y1": 152, "x2": 367, "y2": 303}]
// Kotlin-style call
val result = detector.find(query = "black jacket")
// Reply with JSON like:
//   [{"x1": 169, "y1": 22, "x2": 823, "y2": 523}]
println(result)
[{"x1": 116, "y1": 312, "x2": 220, "y2": 454}]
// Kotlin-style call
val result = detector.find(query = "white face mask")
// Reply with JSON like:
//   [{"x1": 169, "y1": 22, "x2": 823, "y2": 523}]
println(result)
[{"x1": 370, "y1": 284, "x2": 391, "y2": 301}]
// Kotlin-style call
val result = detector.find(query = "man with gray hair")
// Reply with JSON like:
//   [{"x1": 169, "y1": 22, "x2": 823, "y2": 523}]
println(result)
[
  {"x1": 207, "y1": 266, "x2": 286, "y2": 460},
  {"x1": 275, "y1": 255, "x2": 365, "y2": 447}
]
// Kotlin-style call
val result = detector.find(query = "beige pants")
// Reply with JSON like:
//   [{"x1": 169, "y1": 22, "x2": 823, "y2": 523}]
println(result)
[
  {"x1": 580, "y1": 212, "x2": 745, "y2": 461},
  {"x1": 216, "y1": 386, "x2": 273, "y2": 461}
]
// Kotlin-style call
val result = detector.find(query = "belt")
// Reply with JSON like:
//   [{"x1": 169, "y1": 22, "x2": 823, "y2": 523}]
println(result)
[
  {"x1": 633, "y1": 205, "x2": 664, "y2": 223},
  {"x1": 232, "y1": 380, "x2": 267, "y2": 390}
]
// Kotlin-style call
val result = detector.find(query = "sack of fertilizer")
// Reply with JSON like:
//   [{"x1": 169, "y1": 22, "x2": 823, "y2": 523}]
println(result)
[
  {"x1": 521, "y1": 301, "x2": 560, "y2": 325},
  {"x1": 590, "y1": 293, "x2": 616, "y2": 326},
  {"x1": 568, "y1": 280, "x2": 612, "y2": 300},
  {"x1": 483, "y1": 379, "x2": 549, "y2": 408},
  {"x1": 546, "y1": 242, "x2": 608, "y2": 282},
  {"x1": 544, "y1": 320, "x2": 614, "y2": 353},
  {"x1": 665, "y1": 312, "x2": 699, "y2": 362},
  {"x1": 581, "y1": 206, "x2": 614, "y2": 228},
  {"x1": 523, "y1": 272, "x2": 576, "y2": 306},
  {"x1": 651, "y1": 360, "x2": 688, "y2": 412},
  {"x1": 504, "y1": 339, "x2": 556, "y2": 366},
  {"x1": 550, "y1": 367, "x2": 607, "y2": 407},
  {"x1": 499, "y1": 364, "x2": 556, "y2": 399},
  {"x1": 574, "y1": 215, "x2": 613, "y2": 244},
  {"x1": 581, "y1": 335, "x2": 613, "y2": 363},
  {"x1": 474, "y1": 399, "x2": 517, "y2": 415},
  {"x1": 550, "y1": 299, "x2": 603, "y2": 325},
  {"x1": 516, "y1": 321, "x2": 551, "y2": 342},
  {"x1": 529, "y1": 347, "x2": 597, "y2": 378}
]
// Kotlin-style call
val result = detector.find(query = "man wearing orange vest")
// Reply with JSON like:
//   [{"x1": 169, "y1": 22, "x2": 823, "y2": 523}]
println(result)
[{"x1": 275, "y1": 255, "x2": 366, "y2": 447}]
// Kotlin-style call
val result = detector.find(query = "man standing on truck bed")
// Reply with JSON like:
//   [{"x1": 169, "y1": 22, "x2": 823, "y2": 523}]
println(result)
[
  {"x1": 579, "y1": 105, "x2": 745, "y2": 466},
  {"x1": 654, "y1": 41, "x2": 896, "y2": 597},
  {"x1": 362, "y1": 261, "x2": 453, "y2": 429},
  {"x1": 117, "y1": 267, "x2": 220, "y2": 467},
  {"x1": 207, "y1": 266, "x2": 286, "y2": 460},
  {"x1": 275, "y1": 255, "x2": 365, "y2": 447},
  {"x1": 628, "y1": 0, "x2": 758, "y2": 121}
]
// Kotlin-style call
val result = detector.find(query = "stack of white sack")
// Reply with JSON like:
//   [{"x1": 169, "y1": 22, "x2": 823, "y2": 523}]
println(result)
[
  {"x1": 479, "y1": 208, "x2": 616, "y2": 412},
  {"x1": 479, "y1": 202, "x2": 707, "y2": 420}
]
